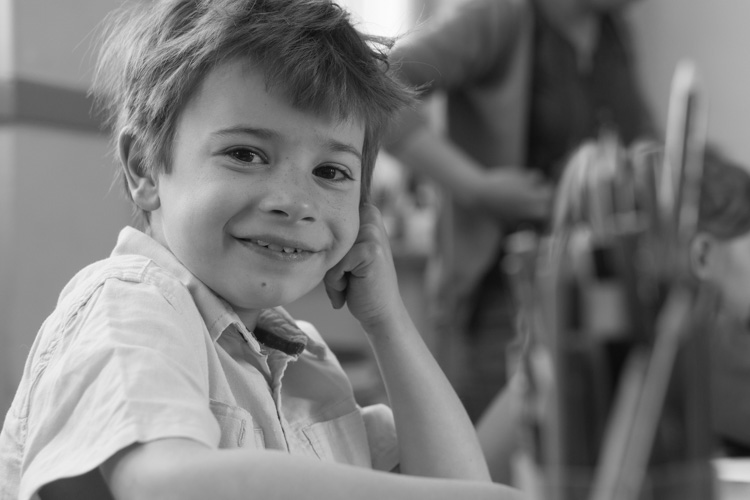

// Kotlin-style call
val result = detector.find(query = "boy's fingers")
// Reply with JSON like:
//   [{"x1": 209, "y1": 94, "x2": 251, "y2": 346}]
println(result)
[
  {"x1": 322, "y1": 203, "x2": 388, "y2": 310},
  {"x1": 359, "y1": 203, "x2": 384, "y2": 231},
  {"x1": 325, "y1": 285, "x2": 347, "y2": 309},
  {"x1": 323, "y1": 266, "x2": 348, "y2": 309}
]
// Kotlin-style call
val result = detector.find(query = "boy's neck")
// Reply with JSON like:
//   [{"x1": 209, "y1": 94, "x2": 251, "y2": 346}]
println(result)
[{"x1": 237, "y1": 309, "x2": 260, "y2": 333}]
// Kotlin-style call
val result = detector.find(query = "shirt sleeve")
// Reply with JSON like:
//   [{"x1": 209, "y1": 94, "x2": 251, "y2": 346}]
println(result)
[
  {"x1": 384, "y1": 0, "x2": 528, "y2": 152},
  {"x1": 20, "y1": 274, "x2": 220, "y2": 499},
  {"x1": 360, "y1": 403, "x2": 399, "y2": 472},
  {"x1": 392, "y1": 0, "x2": 524, "y2": 91}
]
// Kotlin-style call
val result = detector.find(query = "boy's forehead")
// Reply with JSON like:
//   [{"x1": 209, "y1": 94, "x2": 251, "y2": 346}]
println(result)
[
  {"x1": 191, "y1": 58, "x2": 366, "y2": 132},
  {"x1": 176, "y1": 59, "x2": 365, "y2": 154}
]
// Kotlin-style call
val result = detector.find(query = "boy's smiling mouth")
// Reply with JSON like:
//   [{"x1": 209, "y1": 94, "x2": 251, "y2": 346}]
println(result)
[
  {"x1": 235, "y1": 235, "x2": 317, "y2": 261},
  {"x1": 254, "y1": 239, "x2": 305, "y2": 254}
]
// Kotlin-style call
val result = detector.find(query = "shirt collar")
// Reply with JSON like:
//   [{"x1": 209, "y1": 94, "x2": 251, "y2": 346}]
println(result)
[{"x1": 111, "y1": 226, "x2": 325, "y2": 358}]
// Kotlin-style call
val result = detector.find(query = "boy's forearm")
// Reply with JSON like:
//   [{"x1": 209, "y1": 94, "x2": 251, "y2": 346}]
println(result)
[
  {"x1": 364, "y1": 306, "x2": 492, "y2": 482},
  {"x1": 104, "y1": 440, "x2": 523, "y2": 500}
]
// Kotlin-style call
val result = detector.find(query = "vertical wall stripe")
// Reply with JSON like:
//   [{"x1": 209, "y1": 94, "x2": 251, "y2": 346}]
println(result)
[
  {"x1": 0, "y1": 130, "x2": 17, "y2": 407},
  {"x1": 0, "y1": 79, "x2": 101, "y2": 133}
]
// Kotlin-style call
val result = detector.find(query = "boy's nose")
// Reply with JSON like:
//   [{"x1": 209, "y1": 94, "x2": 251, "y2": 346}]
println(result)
[{"x1": 258, "y1": 176, "x2": 317, "y2": 222}]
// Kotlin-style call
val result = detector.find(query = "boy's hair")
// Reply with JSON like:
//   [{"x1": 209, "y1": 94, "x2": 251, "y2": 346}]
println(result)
[
  {"x1": 698, "y1": 147, "x2": 750, "y2": 240},
  {"x1": 92, "y1": 0, "x2": 414, "y2": 225}
]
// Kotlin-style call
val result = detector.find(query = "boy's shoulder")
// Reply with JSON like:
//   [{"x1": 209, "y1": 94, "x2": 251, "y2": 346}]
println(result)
[{"x1": 56, "y1": 252, "x2": 192, "y2": 317}]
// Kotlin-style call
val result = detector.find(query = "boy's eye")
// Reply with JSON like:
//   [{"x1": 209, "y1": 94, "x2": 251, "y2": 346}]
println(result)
[
  {"x1": 313, "y1": 165, "x2": 352, "y2": 181},
  {"x1": 226, "y1": 148, "x2": 265, "y2": 164}
]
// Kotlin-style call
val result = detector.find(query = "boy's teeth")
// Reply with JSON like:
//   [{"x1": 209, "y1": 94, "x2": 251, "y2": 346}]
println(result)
[{"x1": 253, "y1": 239, "x2": 299, "y2": 253}]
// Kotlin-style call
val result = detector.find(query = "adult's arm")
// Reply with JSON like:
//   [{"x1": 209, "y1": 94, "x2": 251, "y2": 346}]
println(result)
[
  {"x1": 386, "y1": 0, "x2": 551, "y2": 222},
  {"x1": 393, "y1": 126, "x2": 552, "y2": 223}
]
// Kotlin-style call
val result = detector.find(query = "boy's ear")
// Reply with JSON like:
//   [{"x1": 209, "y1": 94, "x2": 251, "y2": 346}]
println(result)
[
  {"x1": 118, "y1": 130, "x2": 161, "y2": 212},
  {"x1": 689, "y1": 232, "x2": 715, "y2": 280}
]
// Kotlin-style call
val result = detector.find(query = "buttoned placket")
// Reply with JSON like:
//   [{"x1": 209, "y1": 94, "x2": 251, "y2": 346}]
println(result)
[
  {"x1": 266, "y1": 349, "x2": 296, "y2": 449},
  {"x1": 234, "y1": 321, "x2": 300, "y2": 452}
]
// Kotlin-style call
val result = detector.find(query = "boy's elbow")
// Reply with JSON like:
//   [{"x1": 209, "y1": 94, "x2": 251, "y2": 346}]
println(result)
[{"x1": 101, "y1": 439, "x2": 216, "y2": 500}]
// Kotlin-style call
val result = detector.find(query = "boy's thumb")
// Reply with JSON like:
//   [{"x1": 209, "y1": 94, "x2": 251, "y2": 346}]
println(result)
[{"x1": 323, "y1": 269, "x2": 348, "y2": 309}]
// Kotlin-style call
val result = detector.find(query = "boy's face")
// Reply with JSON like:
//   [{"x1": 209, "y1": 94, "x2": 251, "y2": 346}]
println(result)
[
  {"x1": 148, "y1": 60, "x2": 364, "y2": 325},
  {"x1": 700, "y1": 231, "x2": 750, "y2": 333}
]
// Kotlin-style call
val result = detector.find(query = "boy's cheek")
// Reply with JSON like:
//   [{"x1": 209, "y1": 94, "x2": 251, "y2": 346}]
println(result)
[{"x1": 331, "y1": 240, "x2": 356, "y2": 270}]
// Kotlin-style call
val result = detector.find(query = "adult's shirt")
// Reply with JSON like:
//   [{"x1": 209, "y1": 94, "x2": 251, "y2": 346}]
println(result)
[{"x1": 526, "y1": 5, "x2": 656, "y2": 182}]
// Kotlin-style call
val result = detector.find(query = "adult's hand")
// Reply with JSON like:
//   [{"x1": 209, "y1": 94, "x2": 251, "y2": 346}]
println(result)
[{"x1": 471, "y1": 166, "x2": 553, "y2": 224}]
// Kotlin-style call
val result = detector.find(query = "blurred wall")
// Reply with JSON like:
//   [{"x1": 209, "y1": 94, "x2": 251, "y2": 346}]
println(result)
[
  {"x1": 0, "y1": 0, "x2": 131, "y2": 416},
  {"x1": 629, "y1": 0, "x2": 750, "y2": 168}
]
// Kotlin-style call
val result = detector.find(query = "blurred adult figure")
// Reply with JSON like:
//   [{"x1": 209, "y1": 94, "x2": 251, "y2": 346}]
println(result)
[{"x1": 385, "y1": 0, "x2": 656, "y2": 421}]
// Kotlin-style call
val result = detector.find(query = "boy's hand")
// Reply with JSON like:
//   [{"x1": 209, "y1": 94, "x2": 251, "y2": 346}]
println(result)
[{"x1": 323, "y1": 203, "x2": 404, "y2": 332}]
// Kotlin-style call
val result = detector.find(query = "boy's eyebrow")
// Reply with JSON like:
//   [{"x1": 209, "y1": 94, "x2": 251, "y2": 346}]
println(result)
[
  {"x1": 324, "y1": 139, "x2": 363, "y2": 162},
  {"x1": 212, "y1": 126, "x2": 362, "y2": 161},
  {"x1": 212, "y1": 126, "x2": 280, "y2": 141}
]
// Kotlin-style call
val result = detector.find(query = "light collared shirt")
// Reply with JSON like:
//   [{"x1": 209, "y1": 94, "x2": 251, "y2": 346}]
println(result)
[{"x1": 0, "y1": 227, "x2": 398, "y2": 500}]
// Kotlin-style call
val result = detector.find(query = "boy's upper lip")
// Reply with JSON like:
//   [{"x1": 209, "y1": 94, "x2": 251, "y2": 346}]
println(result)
[{"x1": 234, "y1": 233, "x2": 318, "y2": 253}]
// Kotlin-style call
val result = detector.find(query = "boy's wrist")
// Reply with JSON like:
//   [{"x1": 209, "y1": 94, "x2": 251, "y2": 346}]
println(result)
[{"x1": 361, "y1": 302, "x2": 417, "y2": 345}]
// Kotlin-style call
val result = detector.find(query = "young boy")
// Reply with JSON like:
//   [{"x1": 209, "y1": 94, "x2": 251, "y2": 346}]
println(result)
[
  {"x1": 688, "y1": 149, "x2": 750, "y2": 455},
  {"x1": 0, "y1": 1, "x2": 522, "y2": 499}
]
